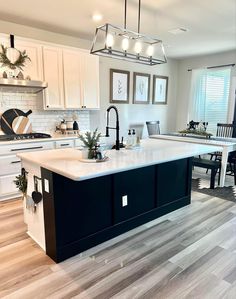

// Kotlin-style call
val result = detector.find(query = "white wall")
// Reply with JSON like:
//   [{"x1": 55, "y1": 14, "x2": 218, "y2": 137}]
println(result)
[
  {"x1": 176, "y1": 50, "x2": 236, "y2": 130},
  {"x1": 0, "y1": 19, "x2": 90, "y2": 49},
  {"x1": 0, "y1": 19, "x2": 179, "y2": 141},
  {"x1": 90, "y1": 56, "x2": 179, "y2": 140}
]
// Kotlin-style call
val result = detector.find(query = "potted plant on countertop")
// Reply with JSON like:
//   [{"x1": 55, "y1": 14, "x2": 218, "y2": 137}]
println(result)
[{"x1": 79, "y1": 128, "x2": 101, "y2": 159}]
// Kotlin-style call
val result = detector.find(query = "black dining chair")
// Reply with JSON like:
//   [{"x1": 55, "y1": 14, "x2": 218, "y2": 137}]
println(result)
[
  {"x1": 146, "y1": 121, "x2": 160, "y2": 136},
  {"x1": 216, "y1": 123, "x2": 236, "y2": 137},
  {"x1": 207, "y1": 123, "x2": 236, "y2": 178}
]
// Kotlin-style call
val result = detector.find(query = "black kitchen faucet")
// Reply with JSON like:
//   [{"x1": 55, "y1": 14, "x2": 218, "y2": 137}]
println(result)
[{"x1": 105, "y1": 105, "x2": 120, "y2": 150}]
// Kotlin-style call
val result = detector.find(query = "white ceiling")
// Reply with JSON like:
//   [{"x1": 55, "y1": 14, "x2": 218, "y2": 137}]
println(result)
[{"x1": 0, "y1": 0, "x2": 235, "y2": 59}]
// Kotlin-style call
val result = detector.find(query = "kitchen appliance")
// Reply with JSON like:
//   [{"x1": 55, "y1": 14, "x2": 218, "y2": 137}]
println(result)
[
  {"x1": 0, "y1": 109, "x2": 32, "y2": 134},
  {"x1": 0, "y1": 78, "x2": 48, "y2": 94},
  {"x1": 0, "y1": 133, "x2": 51, "y2": 141}
]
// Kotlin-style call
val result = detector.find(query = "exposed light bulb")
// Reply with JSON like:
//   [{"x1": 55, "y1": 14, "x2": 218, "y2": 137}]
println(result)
[
  {"x1": 134, "y1": 41, "x2": 142, "y2": 54},
  {"x1": 121, "y1": 38, "x2": 129, "y2": 51},
  {"x1": 147, "y1": 45, "x2": 154, "y2": 57},
  {"x1": 106, "y1": 33, "x2": 114, "y2": 48}
]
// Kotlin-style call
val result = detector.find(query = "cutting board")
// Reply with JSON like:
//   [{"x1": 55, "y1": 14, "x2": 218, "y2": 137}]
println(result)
[
  {"x1": 0, "y1": 109, "x2": 32, "y2": 134},
  {"x1": 12, "y1": 116, "x2": 32, "y2": 134}
]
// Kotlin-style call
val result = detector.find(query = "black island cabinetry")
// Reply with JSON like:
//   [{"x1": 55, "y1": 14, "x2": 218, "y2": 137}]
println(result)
[{"x1": 42, "y1": 157, "x2": 192, "y2": 263}]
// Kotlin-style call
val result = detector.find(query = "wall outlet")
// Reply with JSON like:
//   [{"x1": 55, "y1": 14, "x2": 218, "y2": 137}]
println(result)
[
  {"x1": 122, "y1": 195, "x2": 128, "y2": 207},
  {"x1": 44, "y1": 179, "x2": 49, "y2": 193}
]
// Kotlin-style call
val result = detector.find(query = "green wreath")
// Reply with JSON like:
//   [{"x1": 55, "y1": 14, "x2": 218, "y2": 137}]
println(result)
[{"x1": 0, "y1": 44, "x2": 31, "y2": 70}]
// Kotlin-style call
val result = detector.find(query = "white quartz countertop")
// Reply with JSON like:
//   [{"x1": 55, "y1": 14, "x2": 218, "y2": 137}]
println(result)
[
  {"x1": 0, "y1": 133, "x2": 78, "y2": 146},
  {"x1": 17, "y1": 139, "x2": 222, "y2": 181},
  {"x1": 151, "y1": 134, "x2": 236, "y2": 147}
]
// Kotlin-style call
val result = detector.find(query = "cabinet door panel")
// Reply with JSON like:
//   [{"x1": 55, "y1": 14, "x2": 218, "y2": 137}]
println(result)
[
  {"x1": 63, "y1": 50, "x2": 82, "y2": 109},
  {"x1": 156, "y1": 158, "x2": 189, "y2": 207},
  {"x1": 0, "y1": 174, "x2": 19, "y2": 196},
  {"x1": 52, "y1": 174, "x2": 112, "y2": 245},
  {"x1": 81, "y1": 53, "x2": 100, "y2": 109},
  {"x1": 113, "y1": 166, "x2": 155, "y2": 224},
  {"x1": 43, "y1": 46, "x2": 64, "y2": 109},
  {"x1": 15, "y1": 39, "x2": 43, "y2": 80}
]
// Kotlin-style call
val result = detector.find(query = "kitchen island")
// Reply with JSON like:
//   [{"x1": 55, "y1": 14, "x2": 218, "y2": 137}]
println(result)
[{"x1": 18, "y1": 139, "x2": 221, "y2": 262}]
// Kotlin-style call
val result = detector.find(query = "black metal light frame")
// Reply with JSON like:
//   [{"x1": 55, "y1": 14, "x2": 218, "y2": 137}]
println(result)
[{"x1": 90, "y1": 0, "x2": 167, "y2": 66}]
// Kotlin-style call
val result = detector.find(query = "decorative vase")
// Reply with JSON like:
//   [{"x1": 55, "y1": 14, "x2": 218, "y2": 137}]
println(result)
[
  {"x1": 80, "y1": 148, "x2": 95, "y2": 160},
  {"x1": 88, "y1": 148, "x2": 95, "y2": 159}
]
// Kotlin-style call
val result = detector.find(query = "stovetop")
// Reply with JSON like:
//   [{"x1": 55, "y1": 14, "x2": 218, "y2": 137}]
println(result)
[{"x1": 0, "y1": 133, "x2": 52, "y2": 141}]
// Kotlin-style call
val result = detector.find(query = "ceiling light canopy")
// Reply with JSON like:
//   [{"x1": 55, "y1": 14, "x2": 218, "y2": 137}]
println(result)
[
  {"x1": 92, "y1": 13, "x2": 103, "y2": 22},
  {"x1": 90, "y1": 0, "x2": 167, "y2": 66}
]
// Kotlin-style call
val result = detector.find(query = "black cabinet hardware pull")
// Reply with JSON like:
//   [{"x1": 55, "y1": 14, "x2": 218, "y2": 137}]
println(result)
[
  {"x1": 11, "y1": 146, "x2": 43, "y2": 152},
  {"x1": 11, "y1": 160, "x2": 21, "y2": 164},
  {"x1": 60, "y1": 143, "x2": 69, "y2": 146}
]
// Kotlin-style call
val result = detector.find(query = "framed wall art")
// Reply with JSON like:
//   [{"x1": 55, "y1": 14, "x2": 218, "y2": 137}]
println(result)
[
  {"x1": 110, "y1": 69, "x2": 130, "y2": 103},
  {"x1": 152, "y1": 75, "x2": 168, "y2": 104},
  {"x1": 133, "y1": 72, "x2": 150, "y2": 104}
]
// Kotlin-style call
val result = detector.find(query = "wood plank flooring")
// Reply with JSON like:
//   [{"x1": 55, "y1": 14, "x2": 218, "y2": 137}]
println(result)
[{"x1": 1, "y1": 192, "x2": 236, "y2": 299}]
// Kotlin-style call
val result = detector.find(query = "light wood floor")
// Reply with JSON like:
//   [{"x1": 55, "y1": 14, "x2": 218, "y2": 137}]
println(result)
[{"x1": 1, "y1": 191, "x2": 236, "y2": 299}]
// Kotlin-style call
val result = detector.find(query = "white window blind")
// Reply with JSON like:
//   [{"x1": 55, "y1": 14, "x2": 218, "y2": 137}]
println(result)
[{"x1": 189, "y1": 68, "x2": 231, "y2": 135}]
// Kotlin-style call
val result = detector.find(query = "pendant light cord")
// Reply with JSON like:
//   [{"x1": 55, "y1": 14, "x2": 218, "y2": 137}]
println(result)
[
  {"x1": 124, "y1": 0, "x2": 127, "y2": 29},
  {"x1": 138, "y1": 0, "x2": 141, "y2": 34}
]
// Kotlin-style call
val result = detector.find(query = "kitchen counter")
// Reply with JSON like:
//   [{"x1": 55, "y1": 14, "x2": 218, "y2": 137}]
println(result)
[
  {"x1": 18, "y1": 138, "x2": 222, "y2": 181},
  {"x1": 18, "y1": 138, "x2": 222, "y2": 263},
  {"x1": 0, "y1": 133, "x2": 79, "y2": 146},
  {"x1": 151, "y1": 134, "x2": 236, "y2": 187}
]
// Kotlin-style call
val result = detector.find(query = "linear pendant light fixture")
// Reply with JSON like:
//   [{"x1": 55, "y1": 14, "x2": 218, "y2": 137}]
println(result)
[{"x1": 90, "y1": 0, "x2": 167, "y2": 66}]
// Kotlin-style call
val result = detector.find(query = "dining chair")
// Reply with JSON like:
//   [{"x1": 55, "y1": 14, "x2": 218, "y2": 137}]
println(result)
[
  {"x1": 208, "y1": 123, "x2": 236, "y2": 177},
  {"x1": 228, "y1": 153, "x2": 236, "y2": 185},
  {"x1": 146, "y1": 121, "x2": 160, "y2": 136},
  {"x1": 216, "y1": 123, "x2": 236, "y2": 138}
]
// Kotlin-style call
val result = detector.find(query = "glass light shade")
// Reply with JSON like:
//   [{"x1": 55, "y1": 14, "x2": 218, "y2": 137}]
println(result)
[
  {"x1": 134, "y1": 41, "x2": 142, "y2": 54},
  {"x1": 91, "y1": 24, "x2": 167, "y2": 66},
  {"x1": 121, "y1": 38, "x2": 129, "y2": 51},
  {"x1": 106, "y1": 33, "x2": 114, "y2": 48},
  {"x1": 147, "y1": 45, "x2": 154, "y2": 57}
]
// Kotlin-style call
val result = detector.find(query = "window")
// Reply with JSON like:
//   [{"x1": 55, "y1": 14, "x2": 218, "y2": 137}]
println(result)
[{"x1": 189, "y1": 68, "x2": 231, "y2": 135}]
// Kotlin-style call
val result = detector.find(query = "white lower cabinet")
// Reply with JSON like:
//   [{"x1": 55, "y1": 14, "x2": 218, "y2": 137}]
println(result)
[
  {"x1": 0, "y1": 142, "x2": 52, "y2": 201},
  {"x1": 0, "y1": 174, "x2": 19, "y2": 198},
  {"x1": 0, "y1": 139, "x2": 76, "y2": 201},
  {"x1": 55, "y1": 140, "x2": 74, "y2": 148}
]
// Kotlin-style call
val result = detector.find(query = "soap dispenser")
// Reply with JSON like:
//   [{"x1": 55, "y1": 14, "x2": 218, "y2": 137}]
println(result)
[
  {"x1": 126, "y1": 129, "x2": 132, "y2": 147},
  {"x1": 132, "y1": 129, "x2": 136, "y2": 146}
]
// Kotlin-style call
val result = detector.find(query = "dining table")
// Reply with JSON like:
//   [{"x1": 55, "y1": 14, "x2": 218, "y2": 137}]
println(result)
[{"x1": 150, "y1": 133, "x2": 236, "y2": 187}]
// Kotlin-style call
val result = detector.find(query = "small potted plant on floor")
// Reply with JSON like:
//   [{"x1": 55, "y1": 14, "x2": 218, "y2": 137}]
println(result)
[
  {"x1": 79, "y1": 128, "x2": 101, "y2": 159},
  {"x1": 14, "y1": 168, "x2": 27, "y2": 200}
]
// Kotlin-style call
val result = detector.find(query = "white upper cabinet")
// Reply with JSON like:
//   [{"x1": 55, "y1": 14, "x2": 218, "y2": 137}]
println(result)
[
  {"x1": 63, "y1": 49, "x2": 82, "y2": 109},
  {"x1": 42, "y1": 46, "x2": 64, "y2": 110},
  {"x1": 81, "y1": 53, "x2": 100, "y2": 109},
  {"x1": 14, "y1": 38, "x2": 43, "y2": 80},
  {"x1": 63, "y1": 50, "x2": 100, "y2": 109},
  {"x1": 0, "y1": 33, "x2": 100, "y2": 110}
]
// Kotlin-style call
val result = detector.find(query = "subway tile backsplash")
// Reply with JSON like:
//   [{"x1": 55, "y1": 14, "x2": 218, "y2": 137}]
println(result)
[{"x1": 0, "y1": 92, "x2": 90, "y2": 133}]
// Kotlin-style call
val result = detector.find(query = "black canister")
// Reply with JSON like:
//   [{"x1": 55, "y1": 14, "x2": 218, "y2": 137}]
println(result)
[{"x1": 73, "y1": 121, "x2": 79, "y2": 130}]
